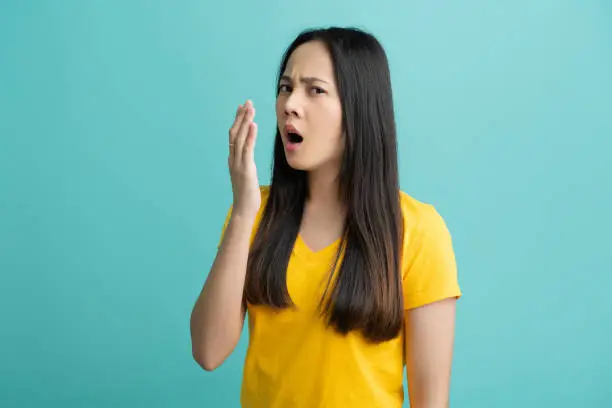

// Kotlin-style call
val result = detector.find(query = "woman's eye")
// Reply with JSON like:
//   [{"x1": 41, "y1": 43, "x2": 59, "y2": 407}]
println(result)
[
  {"x1": 278, "y1": 84, "x2": 291, "y2": 93},
  {"x1": 311, "y1": 87, "x2": 326, "y2": 94}
]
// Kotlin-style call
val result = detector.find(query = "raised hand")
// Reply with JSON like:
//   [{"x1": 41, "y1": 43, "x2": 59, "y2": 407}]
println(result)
[{"x1": 228, "y1": 100, "x2": 261, "y2": 219}]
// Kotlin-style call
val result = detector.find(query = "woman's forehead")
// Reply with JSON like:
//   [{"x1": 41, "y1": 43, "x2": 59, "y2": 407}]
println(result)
[{"x1": 283, "y1": 42, "x2": 334, "y2": 81}]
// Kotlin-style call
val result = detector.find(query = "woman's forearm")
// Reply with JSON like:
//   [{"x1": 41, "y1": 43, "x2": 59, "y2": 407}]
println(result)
[{"x1": 190, "y1": 213, "x2": 255, "y2": 371}]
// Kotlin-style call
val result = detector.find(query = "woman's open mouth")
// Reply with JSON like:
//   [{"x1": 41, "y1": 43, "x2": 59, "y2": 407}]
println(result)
[{"x1": 284, "y1": 124, "x2": 303, "y2": 151}]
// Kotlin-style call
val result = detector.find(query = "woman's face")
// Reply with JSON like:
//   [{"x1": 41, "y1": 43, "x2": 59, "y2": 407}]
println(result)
[{"x1": 276, "y1": 41, "x2": 344, "y2": 172}]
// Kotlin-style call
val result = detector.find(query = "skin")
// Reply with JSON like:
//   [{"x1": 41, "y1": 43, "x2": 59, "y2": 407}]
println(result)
[
  {"x1": 189, "y1": 100, "x2": 258, "y2": 371},
  {"x1": 275, "y1": 41, "x2": 346, "y2": 252},
  {"x1": 405, "y1": 298, "x2": 457, "y2": 408},
  {"x1": 190, "y1": 40, "x2": 457, "y2": 408}
]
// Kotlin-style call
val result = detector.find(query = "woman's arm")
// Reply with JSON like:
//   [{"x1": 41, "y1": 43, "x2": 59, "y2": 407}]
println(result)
[
  {"x1": 405, "y1": 297, "x2": 458, "y2": 408},
  {"x1": 190, "y1": 101, "x2": 260, "y2": 372},
  {"x1": 190, "y1": 213, "x2": 254, "y2": 371}
]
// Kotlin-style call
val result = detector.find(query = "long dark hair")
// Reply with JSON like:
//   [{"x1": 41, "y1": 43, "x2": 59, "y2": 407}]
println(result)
[{"x1": 244, "y1": 27, "x2": 404, "y2": 343}]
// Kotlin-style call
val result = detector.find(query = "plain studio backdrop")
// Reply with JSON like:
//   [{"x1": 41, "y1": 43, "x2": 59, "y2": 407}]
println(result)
[{"x1": 1, "y1": 1, "x2": 611, "y2": 407}]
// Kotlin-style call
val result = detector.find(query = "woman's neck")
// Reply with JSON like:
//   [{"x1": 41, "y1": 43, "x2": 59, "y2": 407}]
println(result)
[{"x1": 306, "y1": 166, "x2": 344, "y2": 209}]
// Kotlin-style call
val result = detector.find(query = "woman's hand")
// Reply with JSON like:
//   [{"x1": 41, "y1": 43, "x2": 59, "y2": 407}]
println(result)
[{"x1": 228, "y1": 100, "x2": 260, "y2": 220}]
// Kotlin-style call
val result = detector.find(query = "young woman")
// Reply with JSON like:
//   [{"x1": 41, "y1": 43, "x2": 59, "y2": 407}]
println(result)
[{"x1": 190, "y1": 27, "x2": 462, "y2": 408}]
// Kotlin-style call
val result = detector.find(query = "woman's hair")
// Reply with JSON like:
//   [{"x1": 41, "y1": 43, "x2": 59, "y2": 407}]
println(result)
[{"x1": 244, "y1": 27, "x2": 404, "y2": 343}]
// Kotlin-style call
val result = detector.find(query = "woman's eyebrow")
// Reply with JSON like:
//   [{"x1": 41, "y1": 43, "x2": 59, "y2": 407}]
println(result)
[{"x1": 280, "y1": 75, "x2": 330, "y2": 85}]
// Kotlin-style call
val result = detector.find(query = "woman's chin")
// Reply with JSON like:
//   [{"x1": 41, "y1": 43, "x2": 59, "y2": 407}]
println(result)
[
  {"x1": 285, "y1": 156, "x2": 309, "y2": 171},
  {"x1": 287, "y1": 161, "x2": 306, "y2": 171}
]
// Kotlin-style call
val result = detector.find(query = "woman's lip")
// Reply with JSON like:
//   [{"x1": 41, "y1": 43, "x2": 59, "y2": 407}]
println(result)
[
  {"x1": 285, "y1": 141, "x2": 300, "y2": 152},
  {"x1": 284, "y1": 123, "x2": 301, "y2": 137},
  {"x1": 283, "y1": 132, "x2": 302, "y2": 151}
]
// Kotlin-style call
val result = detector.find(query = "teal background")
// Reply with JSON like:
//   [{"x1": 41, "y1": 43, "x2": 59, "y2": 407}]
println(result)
[{"x1": 1, "y1": 1, "x2": 611, "y2": 407}]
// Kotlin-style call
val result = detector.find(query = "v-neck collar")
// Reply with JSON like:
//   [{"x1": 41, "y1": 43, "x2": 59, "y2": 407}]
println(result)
[{"x1": 294, "y1": 234, "x2": 342, "y2": 260}]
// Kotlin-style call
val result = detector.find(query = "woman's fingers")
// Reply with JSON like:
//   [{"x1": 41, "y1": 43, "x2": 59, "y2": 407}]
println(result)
[
  {"x1": 243, "y1": 122, "x2": 257, "y2": 164},
  {"x1": 229, "y1": 104, "x2": 246, "y2": 146},
  {"x1": 234, "y1": 101, "x2": 255, "y2": 164}
]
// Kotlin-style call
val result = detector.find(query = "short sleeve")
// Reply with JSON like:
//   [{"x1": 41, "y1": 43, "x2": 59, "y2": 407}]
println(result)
[{"x1": 402, "y1": 205, "x2": 462, "y2": 310}]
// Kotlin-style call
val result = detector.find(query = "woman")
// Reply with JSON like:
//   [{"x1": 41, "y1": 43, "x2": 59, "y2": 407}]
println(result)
[{"x1": 190, "y1": 27, "x2": 462, "y2": 408}]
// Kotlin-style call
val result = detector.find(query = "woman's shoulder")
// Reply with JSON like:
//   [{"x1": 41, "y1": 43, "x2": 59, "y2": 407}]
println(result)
[
  {"x1": 399, "y1": 190, "x2": 450, "y2": 237},
  {"x1": 260, "y1": 185, "x2": 271, "y2": 198},
  {"x1": 257, "y1": 186, "x2": 449, "y2": 235},
  {"x1": 398, "y1": 190, "x2": 461, "y2": 305}
]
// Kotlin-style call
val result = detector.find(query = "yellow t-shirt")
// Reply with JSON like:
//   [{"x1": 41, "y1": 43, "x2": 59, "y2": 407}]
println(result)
[{"x1": 218, "y1": 186, "x2": 461, "y2": 408}]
